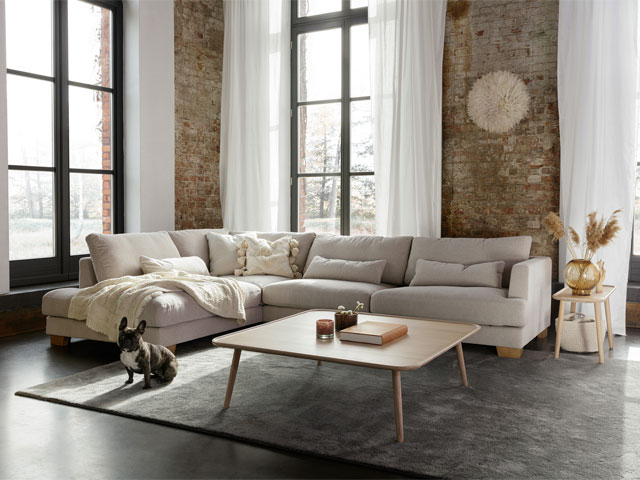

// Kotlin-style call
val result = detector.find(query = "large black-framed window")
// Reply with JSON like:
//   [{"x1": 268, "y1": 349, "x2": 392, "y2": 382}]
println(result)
[
  {"x1": 6, "y1": 0, "x2": 123, "y2": 287},
  {"x1": 291, "y1": 0, "x2": 374, "y2": 235}
]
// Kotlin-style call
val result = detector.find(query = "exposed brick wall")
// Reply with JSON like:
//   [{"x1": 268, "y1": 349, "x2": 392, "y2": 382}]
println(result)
[
  {"x1": 442, "y1": 0, "x2": 560, "y2": 273},
  {"x1": 174, "y1": 0, "x2": 224, "y2": 230},
  {"x1": 100, "y1": 8, "x2": 112, "y2": 234}
]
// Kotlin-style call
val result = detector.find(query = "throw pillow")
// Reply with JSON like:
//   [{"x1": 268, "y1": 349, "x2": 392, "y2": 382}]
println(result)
[
  {"x1": 206, "y1": 232, "x2": 257, "y2": 276},
  {"x1": 410, "y1": 259, "x2": 505, "y2": 288},
  {"x1": 303, "y1": 256, "x2": 387, "y2": 285},
  {"x1": 242, "y1": 236, "x2": 298, "y2": 278},
  {"x1": 140, "y1": 255, "x2": 209, "y2": 276}
]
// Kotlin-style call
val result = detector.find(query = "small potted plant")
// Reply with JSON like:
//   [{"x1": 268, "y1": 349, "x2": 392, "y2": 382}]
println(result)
[{"x1": 335, "y1": 302, "x2": 364, "y2": 331}]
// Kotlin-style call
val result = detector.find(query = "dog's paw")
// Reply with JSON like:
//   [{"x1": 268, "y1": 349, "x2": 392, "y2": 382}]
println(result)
[
  {"x1": 125, "y1": 379, "x2": 133, "y2": 384},
  {"x1": 142, "y1": 384, "x2": 152, "y2": 390}
]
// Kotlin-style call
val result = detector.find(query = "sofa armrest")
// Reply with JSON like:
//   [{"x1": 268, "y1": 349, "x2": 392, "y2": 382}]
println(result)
[
  {"x1": 79, "y1": 257, "x2": 98, "y2": 288},
  {"x1": 508, "y1": 256, "x2": 552, "y2": 300}
]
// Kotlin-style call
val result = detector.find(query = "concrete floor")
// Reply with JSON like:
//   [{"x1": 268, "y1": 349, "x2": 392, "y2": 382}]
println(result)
[{"x1": 1, "y1": 327, "x2": 638, "y2": 479}]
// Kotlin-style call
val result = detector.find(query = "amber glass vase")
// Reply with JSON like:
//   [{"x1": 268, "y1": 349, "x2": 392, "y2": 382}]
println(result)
[{"x1": 564, "y1": 259, "x2": 600, "y2": 296}]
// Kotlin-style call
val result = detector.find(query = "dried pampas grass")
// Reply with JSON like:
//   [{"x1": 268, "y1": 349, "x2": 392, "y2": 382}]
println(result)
[{"x1": 543, "y1": 209, "x2": 622, "y2": 260}]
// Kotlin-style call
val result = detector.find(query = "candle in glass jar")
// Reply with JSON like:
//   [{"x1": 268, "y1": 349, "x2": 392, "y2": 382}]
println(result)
[{"x1": 316, "y1": 319, "x2": 334, "y2": 339}]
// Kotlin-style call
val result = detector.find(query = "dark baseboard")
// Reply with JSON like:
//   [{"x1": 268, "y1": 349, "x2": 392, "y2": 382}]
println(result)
[{"x1": 0, "y1": 307, "x2": 46, "y2": 338}]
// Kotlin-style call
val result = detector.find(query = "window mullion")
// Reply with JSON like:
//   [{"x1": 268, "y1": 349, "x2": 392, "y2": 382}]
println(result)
[
  {"x1": 341, "y1": 19, "x2": 350, "y2": 235},
  {"x1": 58, "y1": 0, "x2": 71, "y2": 277}
]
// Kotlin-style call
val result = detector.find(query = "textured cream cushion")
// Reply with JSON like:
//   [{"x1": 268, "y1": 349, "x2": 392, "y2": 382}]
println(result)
[
  {"x1": 262, "y1": 278, "x2": 394, "y2": 311},
  {"x1": 303, "y1": 256, "x2": 387, "y2": 285},
  {"x1": 234, "y1": 232, "x2": 316, "y2": 272},
  {"x1": 206, "y1": 232, "x2": 256, "y2": 276},
  {"x1": 410, "y1": 259, "x2": 505, "y2": 288},
  {"x1": 86, "y1": 232, "x2": 181, "y2": 282},
  {"x1": 168, "y1": 229, "x2": 228, "y2": 264},
  {"x1": 140, "y1": 255, "x2": 209, "y2": 275},
  {"x1": 303, "y1": 234, "x2": 412, "y2": 285},
  {"x1": 370, "y1": 286, "x2": 527, "y2": 328},
  {"x1": 244, "y1": 236, "x2": 295, "y2": 278},
  {"x1": 404, "y1": 236, "x2": 532, "y2": 287}
]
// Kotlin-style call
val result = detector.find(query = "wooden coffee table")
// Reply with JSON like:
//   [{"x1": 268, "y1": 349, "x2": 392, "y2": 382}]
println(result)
[{"x1": 212, "y1": 310, "x2": 480, "y2": 442}]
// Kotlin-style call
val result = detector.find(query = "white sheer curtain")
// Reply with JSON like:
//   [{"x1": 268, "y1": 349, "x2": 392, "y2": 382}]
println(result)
[
  {"x1": 220, "y1": 0, "x2": 290, "y2": 232},
  {"x1": 368, "y1": 0, "x2": 446, "y2": 237},
  {"x1": 558, "y1": 0, "x2": 639, "y2": 335}
]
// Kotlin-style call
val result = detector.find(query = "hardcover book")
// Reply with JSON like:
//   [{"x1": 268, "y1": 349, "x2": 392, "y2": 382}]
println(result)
[{"x1": 339, "y1": 321, "x2": 408, "y2": 345}]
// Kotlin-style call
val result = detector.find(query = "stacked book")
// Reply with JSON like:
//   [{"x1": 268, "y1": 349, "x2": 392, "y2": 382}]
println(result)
[{"x1": 339, "y1": 321, "x2": 408, "y2": 345}]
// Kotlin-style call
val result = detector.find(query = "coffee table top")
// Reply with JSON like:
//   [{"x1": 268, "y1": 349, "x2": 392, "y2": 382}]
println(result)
[{"x1": 213, "y1": 310, "x2": 480, "y2": 371}]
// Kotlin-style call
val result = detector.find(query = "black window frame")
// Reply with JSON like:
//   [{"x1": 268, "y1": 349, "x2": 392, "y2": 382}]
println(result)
[
  {"x1": 290, "y1": 0, "x2": 372, "y2": 235},
  {"x1": 7, "y1": 0, "x2": 124, "y2": 287}
]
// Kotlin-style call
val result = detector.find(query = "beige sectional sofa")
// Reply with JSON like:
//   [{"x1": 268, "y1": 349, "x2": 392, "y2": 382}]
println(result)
[{"x1": 42, "y1": 230, "x2": 551, "y2": 357}]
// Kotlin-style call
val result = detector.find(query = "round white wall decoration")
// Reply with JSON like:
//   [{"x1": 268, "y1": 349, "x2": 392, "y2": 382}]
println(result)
[{"x1": 467, "y1": 71, "x2": 530, "y2": 134}]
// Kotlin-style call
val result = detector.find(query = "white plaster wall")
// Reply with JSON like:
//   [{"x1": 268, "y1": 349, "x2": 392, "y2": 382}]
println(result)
[
  {"x1": 124, "y1": 0, "x2": 175, "y2": 233},
  {"x1": 0, "y1": 1, "x2": 9, "y2": 295}
]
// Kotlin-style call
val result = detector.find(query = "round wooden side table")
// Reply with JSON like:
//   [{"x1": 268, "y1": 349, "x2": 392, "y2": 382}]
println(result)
[{"x1": 552, "y1": 285, "x2": 615, "y2": 364}]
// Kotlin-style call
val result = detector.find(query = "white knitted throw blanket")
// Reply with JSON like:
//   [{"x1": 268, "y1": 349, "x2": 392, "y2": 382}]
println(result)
[{"x1": 68, "y1": 271, "x2": 247, "y2": 341}]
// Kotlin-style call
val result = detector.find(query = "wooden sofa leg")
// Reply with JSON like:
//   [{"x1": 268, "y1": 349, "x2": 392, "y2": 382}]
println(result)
[
  {"x1": 166, "y1": 345, "x2": 177, "y2": 354},
  {"x1": 496, "y1": 346, "x2": 524, "y2": 359},
  {"x1": 537, "y1": 328, "x2": 548, "y2": 339},
  {"x1": 50, "y1": 335, "x2": 70, "y2": 347}
]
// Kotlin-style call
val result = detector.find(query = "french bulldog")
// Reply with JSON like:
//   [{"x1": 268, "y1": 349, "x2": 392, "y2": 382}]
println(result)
[{"x1": 117, "y1": 317, "x2": 178, "y2": 389}]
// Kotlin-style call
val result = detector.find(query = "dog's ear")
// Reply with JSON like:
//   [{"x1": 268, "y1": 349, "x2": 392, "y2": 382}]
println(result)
[
  {"x1": 136, "y1": 320, "x2": 147, "y2": 335},
  {"x1": 119, "y1": 318, "x2": 128, "y2": 331}
]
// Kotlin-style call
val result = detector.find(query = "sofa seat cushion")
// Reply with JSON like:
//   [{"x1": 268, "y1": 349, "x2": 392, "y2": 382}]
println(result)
[
  {"x1": 262, "y1": 279, "x2": 394, "y2": 311},
  {"x1": 221, "y1": 274, "x2": 292, "y2": 291},
  {"x1": 370, "y1": 286, "x2": 527, "y2": 327},
  {"x1": 41, "y1": 280, "x2": 261, "y2": 328}
]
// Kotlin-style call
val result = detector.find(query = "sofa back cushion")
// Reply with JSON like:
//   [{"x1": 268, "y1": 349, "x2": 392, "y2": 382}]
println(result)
[
  {"x1": 140, "y1": 255, "x2": 210, "y2": 276},
  {"x1": 304, "y1": 234, "x2": 412, "y2": 285},
  {"x1": 410, "y1": 259, "x2": 505, "y2": 288},
  {"x1": 86, "y1": 232, "x2": 181, "y2": 282},
  {"x1": 232, "y1": 232, "x2": 315, "y2": 272},
  {"x1": 404, "y1": 236, "x2": 532, "y2": 287},
  {"x1": 168, "y1": 229, "x2": 228, "y2": 265},
  {"x1": 304, "y1": 256, "x2": 387, "y2": 285}
]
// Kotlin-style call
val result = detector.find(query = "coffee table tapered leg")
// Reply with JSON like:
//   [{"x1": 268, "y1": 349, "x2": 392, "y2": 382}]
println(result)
[
  {"x1": 223, "y1": 349, "x2": 242, "y2": 408},
  {"x1": 392, "y1": 370, "x2": 404, "y2": 443},
  {"x1": 456, "y1": 343, "x2": 468, "y2": 386}
]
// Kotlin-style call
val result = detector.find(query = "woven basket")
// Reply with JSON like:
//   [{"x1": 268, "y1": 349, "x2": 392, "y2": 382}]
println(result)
[{"x1": 555, "y1": 313, "x2": 606, "y2": 353}]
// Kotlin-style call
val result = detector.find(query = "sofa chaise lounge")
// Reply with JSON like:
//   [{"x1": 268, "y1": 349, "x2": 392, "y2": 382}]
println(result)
[{"x1": 42, "y1": 230, "x2": 551, "y2": 358}]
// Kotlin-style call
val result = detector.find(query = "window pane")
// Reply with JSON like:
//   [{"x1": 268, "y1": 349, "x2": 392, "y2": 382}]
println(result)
[
  {"x1": 351, "y1": 176, "x2": 375, "y2": 235},
  {"x1": 298, "y1": 103, "x2": 341, "y2": 174},
  {"x1": 7, "y1": 75, "x2": 54, "y2": 168},
  {"x1": 5, "y1": 0, "x2": 52, "y2": 76},
  {"x1": 351, "y1": 0, "x2": 368, "y2": 8},
  {"x1": 298, "y1": 29, "x2": 341, "y2": 102},
  {"x1": 68, "y1": 0, "x2": 112, "y2": 87},
  {"x1": 69, "y1": 87, "x2": 112, "y2": 170},
  {"x1": 351, "y1": 100, "x2": 373, "y2": 172},
  {"x1": 70, "y1": 173, "x2": 113, "y2": 256},
  {"x1": 8, "y1": 170, "x2": 55, "y2": 260},
  {"x1": 350, "y1": 24, "x2": 369, "y2": 97},
  {"x1": 298, "y1": 0, "x2": 341, "y2": 17},
  {"x1": 298, "y1": 177, "x2": 341, "y2": 234}
]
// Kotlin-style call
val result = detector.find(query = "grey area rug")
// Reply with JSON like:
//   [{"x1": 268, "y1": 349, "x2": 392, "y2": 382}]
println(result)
[{"x1": 16, "y1": 345, "x2": 640, "y2": 479}]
